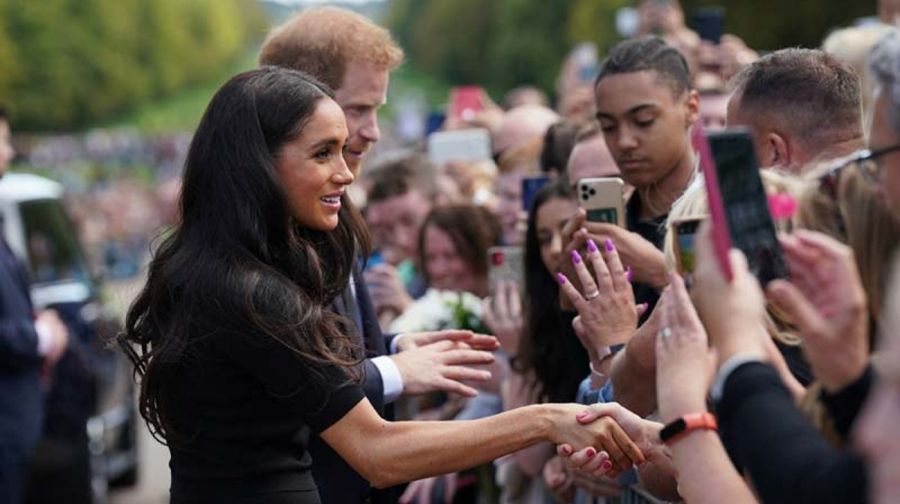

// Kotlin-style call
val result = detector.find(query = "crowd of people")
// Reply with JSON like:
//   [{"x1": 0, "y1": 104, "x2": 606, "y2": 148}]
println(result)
[{"x1": 4, "y1": 0, "x2": 900, "y2": 503}]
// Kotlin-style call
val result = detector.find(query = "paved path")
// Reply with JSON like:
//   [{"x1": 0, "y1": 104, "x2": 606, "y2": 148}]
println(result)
[{"x1": 105, "y1": 275, "x2": 171, "y2": 504}]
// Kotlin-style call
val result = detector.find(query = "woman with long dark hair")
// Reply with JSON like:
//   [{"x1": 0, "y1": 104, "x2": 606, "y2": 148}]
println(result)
[{"x1": 118, "y1": 67, "x2": 644, "y2": 504}]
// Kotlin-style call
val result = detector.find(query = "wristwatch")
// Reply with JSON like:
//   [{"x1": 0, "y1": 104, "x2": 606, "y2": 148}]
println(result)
[{"x1": 659, "y1": 412, "x2": 718, "y2": 445}]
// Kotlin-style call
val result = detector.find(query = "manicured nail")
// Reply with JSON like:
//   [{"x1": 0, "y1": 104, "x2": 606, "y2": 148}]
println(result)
[
  {"x1": 576, "y1": 411, "x2": 588, "y2": 421},
  {"x1": 601, "y1": 460, "x2": 613, "y2": 471},
  {"x1": 604, "y1": 238, "x2": 615, "y2": 252},
  {"x1": 571, "y1": 250, "x2": 582, "y2": 264},
  {"x1": 585, "y1": 447, "x2": 596, "y2": 459},
  {"x1": 556, "y1": 272, "x2": 567, "y2": 284},
  {"x1": 625, "y1": 266, "x2": 633, "y2": 282},
  {"x1": 586, "y1": 239, "x2": 598, "y2": 253},
  {"x1": 561, "y1": 445, "x2": 573, "y2": 456}
]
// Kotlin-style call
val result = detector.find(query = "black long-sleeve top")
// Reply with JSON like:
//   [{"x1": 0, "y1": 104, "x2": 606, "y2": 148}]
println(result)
[{"x1": 716, "y1": 361, "x2": 867, "y2": 504}]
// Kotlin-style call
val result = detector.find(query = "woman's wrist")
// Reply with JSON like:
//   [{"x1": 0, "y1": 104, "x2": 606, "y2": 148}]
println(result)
[{"x1": 659, "y1": 397, "x2": 708, "y2": 424}]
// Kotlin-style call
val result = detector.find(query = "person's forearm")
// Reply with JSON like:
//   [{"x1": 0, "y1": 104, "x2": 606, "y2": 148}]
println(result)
[
  {"x1": 503, "y1": 371, "x2": 554, "y2": 477},
  {"x1": 610, "y1": 331, "x2": 657, "y2": 416},
  {"x1": 670, "y1": 431, "x2": 757, "y2": 504},
  {"x1": 325, "y1": 401, "x2": 569, "y2": 488}
]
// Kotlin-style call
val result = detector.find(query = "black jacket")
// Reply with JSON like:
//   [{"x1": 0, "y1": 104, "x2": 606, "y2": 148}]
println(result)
[
  {"x1": 716, "y1": 361, "x2": 867, "y2": 504},
  {"x1": 0, "y1": 239, "x2": 44, "y2": 451}
]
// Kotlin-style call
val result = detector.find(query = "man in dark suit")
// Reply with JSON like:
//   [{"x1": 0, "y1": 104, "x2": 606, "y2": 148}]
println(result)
[
  {"x1": 0, "y1": 108, "x2": 68, "y2": 504},
  {"x1": 258, "y1": 9, "x2": 499, "y2": 503}
]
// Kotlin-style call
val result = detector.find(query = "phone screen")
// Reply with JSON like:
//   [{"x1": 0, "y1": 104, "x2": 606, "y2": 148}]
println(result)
[
  {"x1": 450, "y1": 86, "x2": 484, "y2": 121},
  {"x1": 521, "y1": 176, "x2": 550, "y2": 212},
  {"x1": 692, "y1": 7, "x2": 724, "y2": 44},
  {"x1": 675, "y1": 219, "x2": 702, "y2": 276},
  {"x1": 709, "y1": 130, "x2": 788, "y2": 285}
]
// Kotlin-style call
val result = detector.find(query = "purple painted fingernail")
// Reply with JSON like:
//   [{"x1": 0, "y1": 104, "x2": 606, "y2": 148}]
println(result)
[
  {"x1": 626, "y1": 266, "x2": 633, "y2": 282},
  {"x1": 556, "y1": 272, "x2": 567, "y2": 284},
  {"x1": 586, "y1": 239, "x2": 598, "y2": 253},
  {"x1": 571, "y1": 250, "x2": 582, "y2": 264},
  {"x1": 604, "y1": 239, "x2": 615, "y2": 252}
]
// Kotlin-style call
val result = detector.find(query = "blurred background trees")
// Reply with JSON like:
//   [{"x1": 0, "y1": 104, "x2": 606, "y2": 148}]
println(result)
[
  {"x1": 389, "y1": 0, "x2": 875, "y2": 101},
  {"x1": 0, "y1": 0, "x2": 266, "y2": 131}
]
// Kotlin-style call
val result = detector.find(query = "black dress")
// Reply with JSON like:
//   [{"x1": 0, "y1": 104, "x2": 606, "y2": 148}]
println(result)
[{"x1": 165, "y1": 322, "x2": 365, "y2": 504}]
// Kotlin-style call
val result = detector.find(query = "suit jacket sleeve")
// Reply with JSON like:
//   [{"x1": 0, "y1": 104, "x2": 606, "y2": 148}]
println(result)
[
  {"x1": 0, "y1": 250, "x2": 40, "y2": 371},
  {"x1": 717, "y1": 361, "x2": 867, "y2": 504},
  {"x1": 361, "y1": 358, "x2": 385, "y2": 414},
  {"x1": 0, "y1": 317, "x2": 40, "y2": 370}
]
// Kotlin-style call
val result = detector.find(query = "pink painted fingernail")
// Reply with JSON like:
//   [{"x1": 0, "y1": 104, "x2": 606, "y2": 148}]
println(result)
[
  {"x1": 601, "y1": 460, "x2": 613, "y2": 471},
  {"x1": 571, "y1": 250, "x2": 582, "y2": 264},
  {"x1": 586, "y1": 448, "x2": 596, "y2": 458},
  {"x1": 625, "y1": 266, "x2": 633, "y2": 282},
  {"x1": 556, "y1": 273, "x2": 567, "y2": 284},
  {"x1": 576, "y1": 411, "x2": 588, "y2": 421},
  {"x1": 586, "y1": 239, "x2": 598, "y2": 253},
  {"x1": 605, "y1": 238, "x2": 615, "y2": 252}
]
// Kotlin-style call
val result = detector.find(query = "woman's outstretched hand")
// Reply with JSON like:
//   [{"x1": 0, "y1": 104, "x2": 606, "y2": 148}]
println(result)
[{"x1": 557, "y1": 238, "x2": 646, "y2": 355}]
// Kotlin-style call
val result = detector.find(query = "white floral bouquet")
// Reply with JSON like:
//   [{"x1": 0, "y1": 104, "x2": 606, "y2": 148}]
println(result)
[{"x1": 389, "y1": 288, "x2": 487, "y2": 334}]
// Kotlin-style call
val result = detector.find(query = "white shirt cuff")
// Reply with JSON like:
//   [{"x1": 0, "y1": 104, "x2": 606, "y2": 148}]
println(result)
[
  {"x1": 371, "y1": 355, "x2": 404, "y2": 403},
  {"x1": 711, "y1": 354, "x2": 764, "y2": 402},
  {"x1": 34, "y1": 318, "x2": 55, "y2": 357},
  {"x1": 389, "y1": 334, "x2": 405, "y2": 354}
]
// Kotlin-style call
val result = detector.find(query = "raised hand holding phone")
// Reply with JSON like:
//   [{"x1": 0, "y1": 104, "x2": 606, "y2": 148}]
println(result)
[{"x1": 690, "y1": 222, "x2": 769, "y2": 366}]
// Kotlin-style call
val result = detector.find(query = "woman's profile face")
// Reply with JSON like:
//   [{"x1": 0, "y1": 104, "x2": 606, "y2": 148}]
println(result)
[
  {"x1": 423, "y1": 225, "x2": 482, "y2": 296},
  {"x1": 276, "y1": 98, "x2": 354, "y2": 231},
  {"x1": 535, "y1": 196, "x2": 577, "y2": 274}
]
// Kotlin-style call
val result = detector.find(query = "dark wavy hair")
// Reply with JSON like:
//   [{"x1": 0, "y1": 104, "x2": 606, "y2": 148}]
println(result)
[
  {"x1": 513, "y1": 181, "x2": 581, "y2": 403},
  {"x1": 118, "y1": 67, "x2": 370, "y2": 444}
]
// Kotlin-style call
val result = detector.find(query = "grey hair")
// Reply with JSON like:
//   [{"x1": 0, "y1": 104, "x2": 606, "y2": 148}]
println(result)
[{"x1": 869, "y1": 28, "x2": 900, "y2": 131}]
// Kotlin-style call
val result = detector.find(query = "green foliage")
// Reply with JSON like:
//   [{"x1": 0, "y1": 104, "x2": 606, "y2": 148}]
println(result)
[
  {"x1": 567, "y1": 0, "x2": 632, "y2": 54},
  {"x1": 390, "y1": 0, "x2": 574, "y2": 100},
  {"x1": 107, "y1": 50, "x2": 257, "y2": 133},
  {"x1": 0, "y1": 0, "x2": 266, "y2": 131},
  {"x1": 680, "y1": 0, "x2": 873, "y2": 51},
  {"x1": 389, "y1": 0, "x2": 876, "y2": 99}
]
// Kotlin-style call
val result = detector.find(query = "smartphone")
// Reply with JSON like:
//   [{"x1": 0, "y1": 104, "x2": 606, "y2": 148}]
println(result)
[
  {"x1": 427, "y1": 128, "x2": 492, "y2": 166},
  {"x1": 671, "y1": 216, "x2": 706, "y2": 280},
  {"x1": 448, "y1": 86, "x2": 485, "y2": 122},
  {"x1": 522, "y1": 176, "x2": 551, "y2": 212},
  {"x1": 365, "y1": 250, "x2": 385, "y2": 270},
  {"x1": 487, "y1": 246, "x2": 524, "y2": 295},
  {"x1": 692, "y1": 7, "x2": 725, "y2": 44},
  {"x1": 577, "y1": 177, "x2": 626, "y2": 227},
  {"x1": 703, "y1": 128, "x2": 789, "y2": 285}
]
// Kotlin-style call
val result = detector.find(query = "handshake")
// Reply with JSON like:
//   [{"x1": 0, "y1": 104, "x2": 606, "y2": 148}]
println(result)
[{"x1": 550, "y1": 402, "x2": 663, "y2": 481}]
